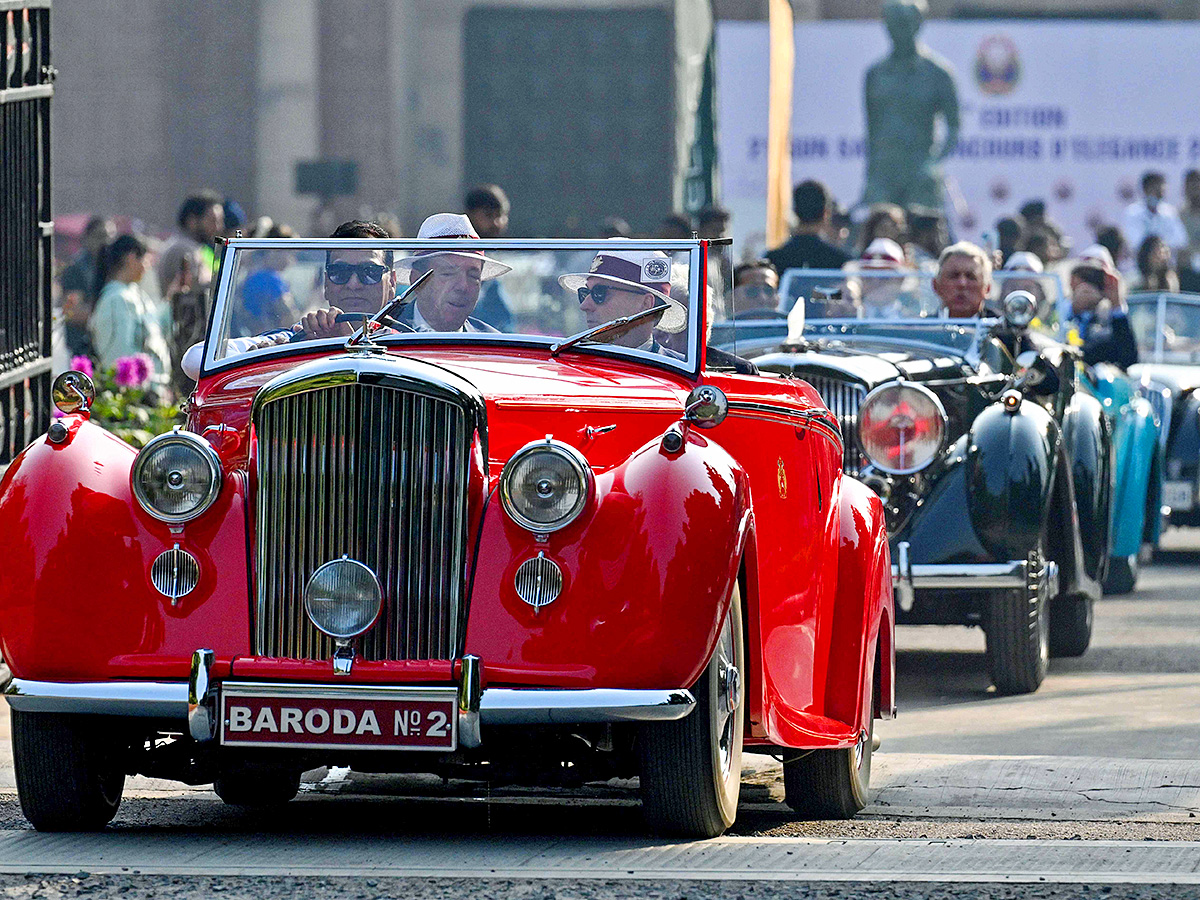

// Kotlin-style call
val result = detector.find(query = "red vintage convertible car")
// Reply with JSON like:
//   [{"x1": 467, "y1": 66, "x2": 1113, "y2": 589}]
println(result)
[{"x1": 0, "y1": 237, "x2": 893, "y2": 837}]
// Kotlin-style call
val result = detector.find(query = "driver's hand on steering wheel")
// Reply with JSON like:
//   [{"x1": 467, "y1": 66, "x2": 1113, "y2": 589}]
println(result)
[{"x1": 295, "y1": 307, "x2": 352, "y2": 339}]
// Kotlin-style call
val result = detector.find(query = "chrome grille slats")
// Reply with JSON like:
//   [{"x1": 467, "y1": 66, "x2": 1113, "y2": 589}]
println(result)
[
  {"x1": 801, "y1": 375, "x2": 867, "y2": 475},
  {"x1": 254, "y1": 380, "x2": 470, "y2": 662}
]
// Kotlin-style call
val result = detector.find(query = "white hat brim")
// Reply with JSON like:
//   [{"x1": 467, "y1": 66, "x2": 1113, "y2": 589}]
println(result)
[
  {"x1": 558, "y1": 272, "x2": 688, "y2": 334},
  {"x1": 396, "y1": 249, "x2": 512, "y2": 281}
]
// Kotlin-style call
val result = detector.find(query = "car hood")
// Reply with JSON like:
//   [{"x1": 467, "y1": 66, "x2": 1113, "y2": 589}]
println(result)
[{"x1": 753, "y1": 341, "x2": 970, "y2": 389}]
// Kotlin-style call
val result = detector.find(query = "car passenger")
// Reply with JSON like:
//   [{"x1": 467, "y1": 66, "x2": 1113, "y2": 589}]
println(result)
[
  {"x1": 558, "y1": 248, "x2": 688, "y2": 356},
  {"x1": 179, "y1": 220, "x2": 393, "y2": 381},
  {"x1": 1067, "y1": 244, "x2": 1139, "y2": 370},
  {"x1": 932, "y1": 240, "x2": 992, "y2": 319},
  {"x1": 393, "y1": 213, "x2": 511, "y2": 333}
]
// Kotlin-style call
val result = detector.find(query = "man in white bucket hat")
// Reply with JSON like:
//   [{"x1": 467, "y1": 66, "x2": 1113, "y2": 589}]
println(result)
[
  {"x1": 558, "y1": 246, "x2": 688, "y2": 355},
  {"x1": 395, "y1": 212, "x2": 513, "y2": 333}
]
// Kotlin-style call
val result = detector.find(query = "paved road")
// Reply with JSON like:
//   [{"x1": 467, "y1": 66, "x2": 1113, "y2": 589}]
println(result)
[{"x1": 0, "y1": 531, "x2": 1197, "y2": 889}]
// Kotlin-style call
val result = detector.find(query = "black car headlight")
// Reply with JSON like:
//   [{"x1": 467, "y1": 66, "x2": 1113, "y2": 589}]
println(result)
[
  {"x1": 131, "y1": 431, "x2": 222, "y2": 523},
  {"x1": 500, "y1": 439, "x2": 592, "y2": 534}
]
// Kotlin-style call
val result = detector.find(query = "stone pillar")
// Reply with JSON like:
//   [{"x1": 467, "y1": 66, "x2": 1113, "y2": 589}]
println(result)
[{"x1": 255, "y1": 0, "x2": 320, "y2": 232}]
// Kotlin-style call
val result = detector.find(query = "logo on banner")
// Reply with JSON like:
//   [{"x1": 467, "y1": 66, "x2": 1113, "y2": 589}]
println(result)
[{"x1": 975, "y1": 35, "x2": 1020, "y2": 96}]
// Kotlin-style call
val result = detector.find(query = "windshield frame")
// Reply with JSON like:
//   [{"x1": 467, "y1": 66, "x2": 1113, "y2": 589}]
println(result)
[
  {"x1": 201, "y1": 237, "x2": 709, "y2": 380},
  {"x1": 1127, "y1": 291, "x2": 1200, "y2": 364}
]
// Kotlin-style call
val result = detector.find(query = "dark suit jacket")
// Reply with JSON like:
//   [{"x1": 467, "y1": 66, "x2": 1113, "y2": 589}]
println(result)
[
  {"x1": 765, "y1": 233, "x2": 852, "y2": 273},
  {"x1": 1080, "y1": 312, "x2": 1138, "y2": 370},
  {"x1": 396, "y1": 303, "x2": 499, "y2": 334}
]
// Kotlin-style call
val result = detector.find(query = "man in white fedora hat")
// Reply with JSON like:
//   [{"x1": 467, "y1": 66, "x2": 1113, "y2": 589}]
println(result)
[
  {"x1": 558, "y1": 247, "x2": 688, "y2": 356},
  {"x1": 395, "y1": 212, "x2": 512, "y2": 333}
]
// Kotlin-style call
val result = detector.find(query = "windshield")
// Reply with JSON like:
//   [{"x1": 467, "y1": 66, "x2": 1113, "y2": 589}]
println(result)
[
  {"x1": 767, "y1": 267, "x2": 1065, "y2": 325},
  {"x1": 203, "y1": 239, "x2": 706, "y2": 375},
  {"x1": 712, "y1": 265, "x2": 1065, "y2": 357},
  {"x1": 1128, "y1": 293, "x2": 1200, "y2": 363}
]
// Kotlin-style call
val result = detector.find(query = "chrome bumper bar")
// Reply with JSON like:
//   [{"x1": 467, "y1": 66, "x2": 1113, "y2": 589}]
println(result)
[
  {"x1": 891, "y1": 540, "x2": 1057, "y2": 612},
  {"x1": 2, "y1": 654, "x2": 695, "y2": 749}
]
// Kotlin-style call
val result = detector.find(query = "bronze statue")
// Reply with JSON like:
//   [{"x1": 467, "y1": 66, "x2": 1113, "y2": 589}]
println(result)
[{"x1": 862, "y1": 0, "x2": 960, "y2": 210}]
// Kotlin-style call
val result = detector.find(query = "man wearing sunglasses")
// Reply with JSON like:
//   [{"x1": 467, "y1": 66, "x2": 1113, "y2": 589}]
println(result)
[
  {"x1": 731, "y1": 260, "x2": 783, "y2": 319},
  {"x1": 558, "y1": 248, "x2": 688, "y2": 354},
  {"x1": 179, "y1": 221, "x2": 393, "y2": 380},
  {"x1": 296, "y1": 221, "x2": 396, "y2": 339}
]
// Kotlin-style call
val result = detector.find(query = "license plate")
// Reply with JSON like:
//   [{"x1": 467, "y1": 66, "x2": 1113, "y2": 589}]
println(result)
[
  {"x1": 219, "y1": 684, "x2": 457, "y2": 751},
  {"x1": 1163, "y1": 481, "x2": 1194, "y2": 511}
]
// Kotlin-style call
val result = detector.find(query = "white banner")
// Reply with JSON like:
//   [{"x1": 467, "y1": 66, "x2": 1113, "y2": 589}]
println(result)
[{"x1": 718, "y1": 20, "x2": 1200, "y2": 261}]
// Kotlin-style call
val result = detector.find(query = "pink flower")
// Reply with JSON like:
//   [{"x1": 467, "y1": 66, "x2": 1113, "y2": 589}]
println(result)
[
  {"x1": 131, "y1": 353, "x2": 153, "y2": 387},
  {"x1": 113, "y1": 354, "x2": 153, "y2": 389},
  {"x1": 114, "y1": 357, "x2": 139, "y2": 388},
  {"x1": 69, "y1": 355, "x2": 94, "y2": 378}
]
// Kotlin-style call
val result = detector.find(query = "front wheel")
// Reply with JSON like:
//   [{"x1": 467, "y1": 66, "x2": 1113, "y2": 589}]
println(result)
[
  {"x1": 640, "y1": 583, "x2": 745, "y2": 838},
  {"x1": 1103, "y1": 554, "x2": 1138, "y2": 595},
  {"x1": 1050, "y1": 592, "x2": 1094, "y2": 658},
  {"x1": 783, "y1": 684, "x2": 874, "y2": 819},
  {"x1": 985, "y1": 544, "x2": 1050, "y2": 695},
  {"x1": 11, "y1": 710, "x2": 126, "y2": 831}
]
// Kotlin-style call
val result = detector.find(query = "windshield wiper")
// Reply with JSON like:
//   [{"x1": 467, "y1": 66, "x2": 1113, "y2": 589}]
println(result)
[
  {"x1": 550, "y1": 304, "x2": 672, "y2": 358},
  {"x1": 345, "y1": 268, "x2": 432, "y2": 349}
]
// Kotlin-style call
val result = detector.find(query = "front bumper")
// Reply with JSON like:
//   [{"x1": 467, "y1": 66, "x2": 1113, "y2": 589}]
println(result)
[
  {"x1": 891, "y1": 540, "x2": 1058, "y2": 612},
  {"x1": 1, "y1": 651, "x2": 695, "y2": 750}
]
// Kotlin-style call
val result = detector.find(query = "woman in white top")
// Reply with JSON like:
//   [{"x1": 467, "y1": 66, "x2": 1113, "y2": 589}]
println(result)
[{"x1": 89, "y1": 234, "x2": 172, "y2": 392}]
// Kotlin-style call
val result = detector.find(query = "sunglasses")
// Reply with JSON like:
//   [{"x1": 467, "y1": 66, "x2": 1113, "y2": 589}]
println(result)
[
  {"x1": 577, "y1": 284, "x2": 646, "y2": 306},
  {"x1": 737, "y1": 285, "x2": 776, "y2": 300},
  {"x1": 325, "y1": 262, "x2": 389, "y2": 285}
]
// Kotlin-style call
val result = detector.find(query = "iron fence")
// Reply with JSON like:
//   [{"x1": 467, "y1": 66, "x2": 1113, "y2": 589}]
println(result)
[{"x1": 0, "y1": 1, "x2": 52, "y2": 465}]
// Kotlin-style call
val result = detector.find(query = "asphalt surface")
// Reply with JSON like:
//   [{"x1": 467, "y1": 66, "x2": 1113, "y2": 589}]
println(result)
[{"x1": 0, "y1": 532, "x2": 1197, "y2": 894}]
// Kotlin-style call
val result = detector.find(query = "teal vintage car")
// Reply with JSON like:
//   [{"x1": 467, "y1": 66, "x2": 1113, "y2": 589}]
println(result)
[{"x1": 744, "y1": 265, "x2": 1162, "y2": 595}]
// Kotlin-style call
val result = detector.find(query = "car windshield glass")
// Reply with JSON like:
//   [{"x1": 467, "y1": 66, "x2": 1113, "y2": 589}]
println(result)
[
  {"x1": 1128, "y1": 293, "x2": 1200, "y2": 363},
  {"x1": 205, "y1": 240, "x2": 702, "y2": 374}
]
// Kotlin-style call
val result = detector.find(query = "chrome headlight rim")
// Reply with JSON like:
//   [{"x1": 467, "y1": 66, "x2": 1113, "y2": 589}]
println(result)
[
  {"x1": 857, "y1": 381, "x2": 948, "y2": 476},
  {"x1": 131, "y1": 430, "x2": 223, "y2": 524},
  {"x1": 499, "y1": 438, "x2": 594, "y2": 535},
  {"x1": 1002, "y1": 289, "x2": 1038, "y2": 329}
]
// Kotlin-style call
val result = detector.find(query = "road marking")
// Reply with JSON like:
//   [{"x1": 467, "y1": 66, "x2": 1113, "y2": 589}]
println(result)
[{"x1": 0, "y1": 834, "x2": 1197, "y2": 883}]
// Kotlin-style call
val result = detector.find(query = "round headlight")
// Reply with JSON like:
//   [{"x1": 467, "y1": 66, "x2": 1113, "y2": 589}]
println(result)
[
  {"x1": 858, "y1": 383, "x2": 947, "y2": 475},
  {"x1": 304, "y1": 558, "x2": 382, "y2": 640},
  {"x1": 500, "y1": 439, "x2": 592, "y2": 533},
  {"x1": 1003, "y1": 290, "x2": 1037, "y2": 329},
  {"x1": 131, "y1": 431, "x2": 222, "y2": 523}
]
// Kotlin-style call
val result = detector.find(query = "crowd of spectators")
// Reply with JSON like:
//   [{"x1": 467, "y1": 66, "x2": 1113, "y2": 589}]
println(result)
[{"x1": 59, "y1": 166, "x2": 1196, "y2": 391}]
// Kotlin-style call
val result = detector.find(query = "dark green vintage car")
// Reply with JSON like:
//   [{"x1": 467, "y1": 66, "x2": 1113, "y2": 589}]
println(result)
[{"x1": 714, "y1": 303, "x2": 1113, "y2": 695}]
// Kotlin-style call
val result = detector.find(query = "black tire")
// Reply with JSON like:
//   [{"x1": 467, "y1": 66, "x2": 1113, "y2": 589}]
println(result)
[
  {"x1": 1049, "y1": 592, "x2": 1094, "y2": 658},
  {"x1": 11, "y1": 709, "x2": 125, "y2": 831},
  {"x1": 783, "y1": 683, "x2": 874, "y2": 819},
  {"x1": 1103, "y1": 553, "x2": 1138, "y2": 595},
  {"x1": 640, "y1": 584, "x2": 745, "y2": 838},
  {"x1": 985, "y1": 543, "x2": 1050, "y2": 695},
  {"x1": 214, "y1": 767, "x2": 301, "y2": 807}
]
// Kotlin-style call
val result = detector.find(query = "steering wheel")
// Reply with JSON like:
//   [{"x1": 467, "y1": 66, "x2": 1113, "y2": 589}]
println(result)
[{"x1": 289, "y1": 311, "x2": 413, "y2": 342}]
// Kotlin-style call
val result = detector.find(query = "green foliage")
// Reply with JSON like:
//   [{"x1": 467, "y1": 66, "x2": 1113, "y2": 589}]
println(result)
[{"x1": 87, "y1": 367, "x2": 183, "y2": 449}]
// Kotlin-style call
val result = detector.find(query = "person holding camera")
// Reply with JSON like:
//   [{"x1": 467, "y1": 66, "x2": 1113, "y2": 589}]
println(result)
[{"x1": 1067, "y1": 244, "x2": 1138, "y2": 370}]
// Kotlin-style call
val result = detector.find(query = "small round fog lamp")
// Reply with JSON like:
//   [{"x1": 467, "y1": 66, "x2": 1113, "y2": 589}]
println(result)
[{"x1": 304, "y1": 558, "x2": 383, "y2": 640}]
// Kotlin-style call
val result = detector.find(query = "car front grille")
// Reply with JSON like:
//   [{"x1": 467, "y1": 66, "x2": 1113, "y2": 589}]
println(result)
[
  {"x1": 254, "y1": 382, "x2": 471, "y2": 661},
  {"x1": 798, "y1": 375, "x2": 866, "y2": 476}
]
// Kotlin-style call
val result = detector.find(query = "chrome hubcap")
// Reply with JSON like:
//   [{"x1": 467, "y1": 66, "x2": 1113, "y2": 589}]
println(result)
[{"x1": 714, "y1": 612, "x2": 740, "y2": 779}]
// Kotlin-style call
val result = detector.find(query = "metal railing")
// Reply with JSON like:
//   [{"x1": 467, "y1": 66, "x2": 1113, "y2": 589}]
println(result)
[{"x1": 0, "y1": 1, "x2": 52, "y2": 465}]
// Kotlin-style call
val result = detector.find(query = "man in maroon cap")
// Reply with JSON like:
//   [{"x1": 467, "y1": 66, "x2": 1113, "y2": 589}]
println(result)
[{"x1": 558, "y1": 248, "x2": 688, "y2": 355}]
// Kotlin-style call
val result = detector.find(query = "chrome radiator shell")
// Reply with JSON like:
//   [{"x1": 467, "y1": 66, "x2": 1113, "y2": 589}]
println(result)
[
  {"x1": 251, "y1": 355, "x2": 486, "y2": 662},
  {"x1": 798, "y1": 374, "x2": 867, "y2": 475}
]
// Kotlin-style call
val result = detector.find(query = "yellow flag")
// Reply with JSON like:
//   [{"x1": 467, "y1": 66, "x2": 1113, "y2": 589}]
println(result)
[{"x1": 766, "y1": 0, "x2": 795, "y2": 249}]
